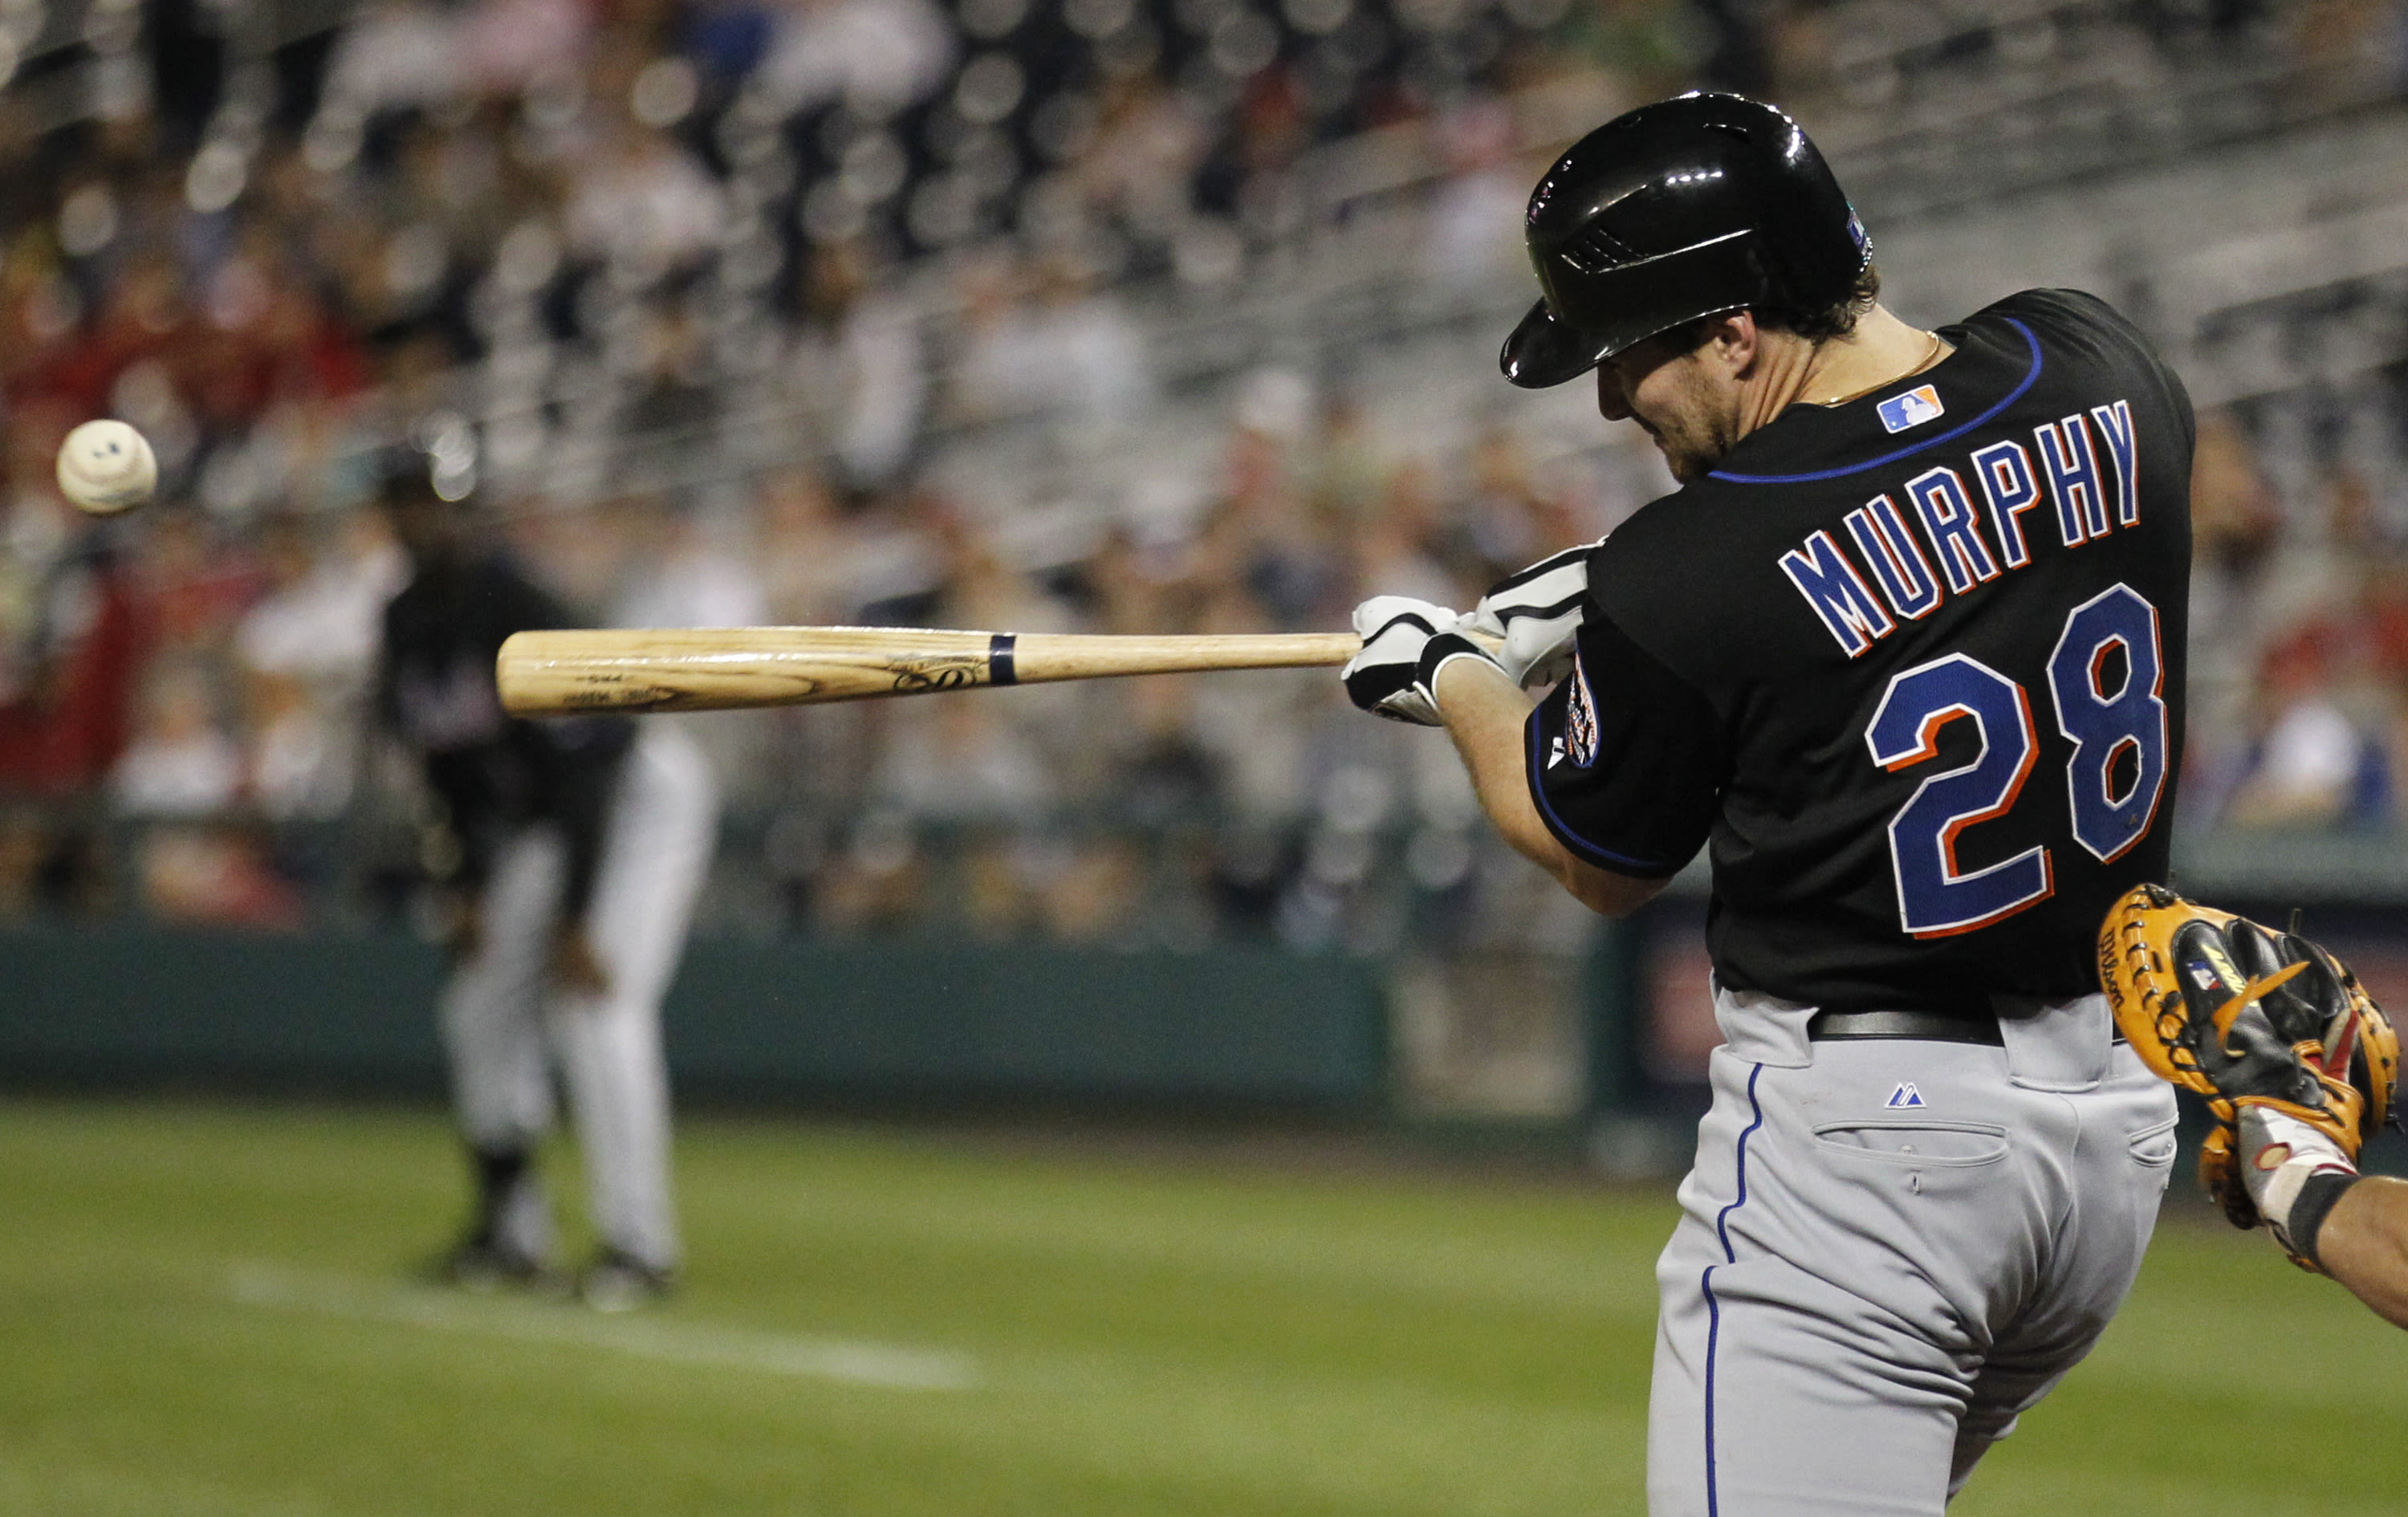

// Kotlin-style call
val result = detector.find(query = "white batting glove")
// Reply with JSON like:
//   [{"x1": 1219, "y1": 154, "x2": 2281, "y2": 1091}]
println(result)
[
  {"x1": 1341, "y1": 595, "x2": 1498, "y2": 726},
  {"x1": 1463, "y1": 542, "x2": 1597, "y2": 689}
]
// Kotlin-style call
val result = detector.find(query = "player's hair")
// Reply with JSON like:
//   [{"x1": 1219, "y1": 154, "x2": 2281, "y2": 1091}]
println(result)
[
  {"x1": 1763, "y1": 259, "x2": 1883, "y2": 344},
  {"x1": 1660, "y1": 261, "x2": 1882, "y2": 353}
]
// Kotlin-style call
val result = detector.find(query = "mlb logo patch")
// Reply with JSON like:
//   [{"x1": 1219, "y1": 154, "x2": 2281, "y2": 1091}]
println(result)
[{"x1": 1876, "y1": 384, "x2": 1945, "y2": 434}]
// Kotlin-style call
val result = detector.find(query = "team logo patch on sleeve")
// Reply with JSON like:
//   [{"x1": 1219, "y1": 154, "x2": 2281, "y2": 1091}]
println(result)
[
  {"x1": 1876, "y1": 384, "x2": 1946, "y2": 434},
  {"x1": 1566, "y1": 645, "x2": 1599, "y2": 768}
]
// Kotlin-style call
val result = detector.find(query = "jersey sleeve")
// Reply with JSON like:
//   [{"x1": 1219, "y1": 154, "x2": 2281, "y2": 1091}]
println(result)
[{"x1": 1524, "y1": 608, "x2": 1724, "y2": 879}]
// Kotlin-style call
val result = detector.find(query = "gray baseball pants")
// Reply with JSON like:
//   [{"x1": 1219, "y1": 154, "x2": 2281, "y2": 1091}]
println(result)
[
  {"x1": 1646, "y1": 986, "x2": 2178, "y2": 1516},
  {"x1": 440, "y1": 725, "x2": 718, "y2": 1271}
]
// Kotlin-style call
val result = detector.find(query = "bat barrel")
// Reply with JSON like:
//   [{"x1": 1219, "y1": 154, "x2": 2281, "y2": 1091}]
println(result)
[{"x1": 497, "y1": 628, "x2": 1366, "y2": 717}]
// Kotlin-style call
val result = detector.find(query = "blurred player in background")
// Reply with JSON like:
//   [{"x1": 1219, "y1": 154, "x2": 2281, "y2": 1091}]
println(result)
[{"x1": 375, "y1": 453, "x2": 719, "y2": 1311}]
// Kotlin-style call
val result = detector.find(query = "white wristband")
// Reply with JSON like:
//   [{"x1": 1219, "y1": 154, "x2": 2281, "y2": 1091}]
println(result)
[{"x1": 2239, "y1": 1104, "x2": 2357, "y2": 1237}]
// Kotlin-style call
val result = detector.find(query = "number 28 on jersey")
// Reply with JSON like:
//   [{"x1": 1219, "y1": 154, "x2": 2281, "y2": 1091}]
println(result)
[{"x1": 1864, "y1": 584, "x2": 2168, "y2": 939}]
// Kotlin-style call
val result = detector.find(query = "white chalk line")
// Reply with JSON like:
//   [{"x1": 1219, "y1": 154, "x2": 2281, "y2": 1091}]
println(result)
[{"x1": 224, "y1": 1262, "x2": 980, "y2": 1392}]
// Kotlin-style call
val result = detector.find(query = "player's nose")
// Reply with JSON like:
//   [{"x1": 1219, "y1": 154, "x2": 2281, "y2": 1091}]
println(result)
[{"x1": 1595, "y1": 364, "x2": 1633, "y2": 421}]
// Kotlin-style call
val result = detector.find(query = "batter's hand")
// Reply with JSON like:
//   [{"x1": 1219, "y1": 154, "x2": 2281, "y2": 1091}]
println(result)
[
  {"x1": 1342, "y1": 595, "x2": 1499, "y2": 726},
  {"x1": 549, "y1": 928, "x2": 612, "y2": 998},
  {"x1": 1464, "y1": 543, "x2": 1597, "y2": 689}
]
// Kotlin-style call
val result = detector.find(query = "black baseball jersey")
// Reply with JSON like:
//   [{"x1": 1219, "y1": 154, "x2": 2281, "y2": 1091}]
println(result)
[
  {"x1": 376, "y1": 553, "x2": 633, "y2": 917},
  {"x1": 1528, "y1": 289, "x2": 2194, "y2": 1015}
]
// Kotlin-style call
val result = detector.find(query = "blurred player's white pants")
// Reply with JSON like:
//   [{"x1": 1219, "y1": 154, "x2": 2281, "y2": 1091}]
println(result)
[
  {"x1": 439, "y1": 725, "x2": 718, "y2": 1271},
  {"x1": 1646, "y1": 986, "x2": 2178, "y2": 1517}
]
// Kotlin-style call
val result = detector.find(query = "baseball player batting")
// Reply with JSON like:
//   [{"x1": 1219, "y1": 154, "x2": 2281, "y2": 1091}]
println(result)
[
  {"x1": 377, "y1": 460, "x2": 715, "y2": 1311},
  {"x1": 1343, "y1": 92, "x2": 2194, "y2": 1514}
]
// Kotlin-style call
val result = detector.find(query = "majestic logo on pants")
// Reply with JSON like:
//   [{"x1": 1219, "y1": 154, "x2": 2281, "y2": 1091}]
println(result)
[{"x1": 1886, "y1": 1082, "x2": 1926, "y2": 1108}]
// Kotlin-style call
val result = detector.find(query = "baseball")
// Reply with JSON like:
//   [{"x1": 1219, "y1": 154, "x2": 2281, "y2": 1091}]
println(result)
[{"x1": 56, "y1": 418, "x2": 157, "y2": 514}]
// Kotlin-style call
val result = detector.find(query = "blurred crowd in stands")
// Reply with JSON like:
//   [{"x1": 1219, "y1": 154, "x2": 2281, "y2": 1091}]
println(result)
[
  {"x1": 3, "y1": 0, "x2": 2406, "y2": 948},
  {"x1": 0, "y1": 376, "x2": 1626, "y2": 951}
]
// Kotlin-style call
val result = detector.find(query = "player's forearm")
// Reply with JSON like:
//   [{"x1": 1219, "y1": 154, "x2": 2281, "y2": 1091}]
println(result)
[
  {"x1": 1430, "y1": 656, "x2": 1547, "y2": 860},
  {"x1": 1434, "y1": 657, "x2": 1662, "y2": 917},
  {"x1": 2315, "y1": 1176, "x2": 2408, "y2": 1329}
]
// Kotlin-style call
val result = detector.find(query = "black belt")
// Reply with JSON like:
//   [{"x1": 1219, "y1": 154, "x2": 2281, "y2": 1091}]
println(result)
[
  {"x1": 1806, "y1": 1008, "x2": 2126, "y2": 1046},
  {"x1": 1808, "y1": 1009, "x2": 2004, "y2": 1045}
]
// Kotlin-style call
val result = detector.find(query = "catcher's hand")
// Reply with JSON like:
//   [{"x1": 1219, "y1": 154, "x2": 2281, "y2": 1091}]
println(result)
[{"x1": 2100, "y1": 884, "x2": 2400, "y2": 1268}]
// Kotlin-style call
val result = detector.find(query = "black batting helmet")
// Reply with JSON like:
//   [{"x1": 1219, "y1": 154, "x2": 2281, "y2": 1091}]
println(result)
[{"x1": 1500, "y1": 92, "x2": 1871, "y2": 389}]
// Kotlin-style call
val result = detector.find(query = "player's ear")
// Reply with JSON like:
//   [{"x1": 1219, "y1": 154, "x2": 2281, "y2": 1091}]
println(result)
[{"x1": 1705, "y1": 311, "x2": 1759, "y2": 377}]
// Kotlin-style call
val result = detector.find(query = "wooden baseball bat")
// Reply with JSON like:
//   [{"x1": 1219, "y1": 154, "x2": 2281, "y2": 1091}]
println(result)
[{"x1": 496, "y1": 626, "x2": 1370, "y2": 716}]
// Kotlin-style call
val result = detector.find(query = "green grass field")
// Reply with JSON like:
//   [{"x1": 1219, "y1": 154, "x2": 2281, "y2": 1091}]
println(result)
[{"x1": 2, "y1": 1097, "x2": 2402, "y2": 1517}]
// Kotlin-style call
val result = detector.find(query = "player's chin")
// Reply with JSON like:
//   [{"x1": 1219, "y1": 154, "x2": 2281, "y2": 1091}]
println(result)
[
  {"x1": 1661, "y1": 444, "x2": 1717, "y2": 483},
  {"x1": 1649, "y1": 426, "x2": 1733, "y2": 484}
]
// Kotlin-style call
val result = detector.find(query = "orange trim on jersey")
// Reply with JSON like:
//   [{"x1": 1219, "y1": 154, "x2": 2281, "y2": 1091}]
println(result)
[
  {"x1": 1882, "y1": 702, "x2": 1974, "y2": 772},
  {"x1": 1908, "y1": 855, "x2": 2055, "y2": 939},
  {"x1": 2087, "y1": 636, "x2": 2125, "y2": 699}
]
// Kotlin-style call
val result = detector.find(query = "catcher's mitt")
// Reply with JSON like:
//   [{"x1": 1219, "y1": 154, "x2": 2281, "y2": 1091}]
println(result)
[{"x1": 2099, "y1": 884, "x2": 2399, "y2": 1267}]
